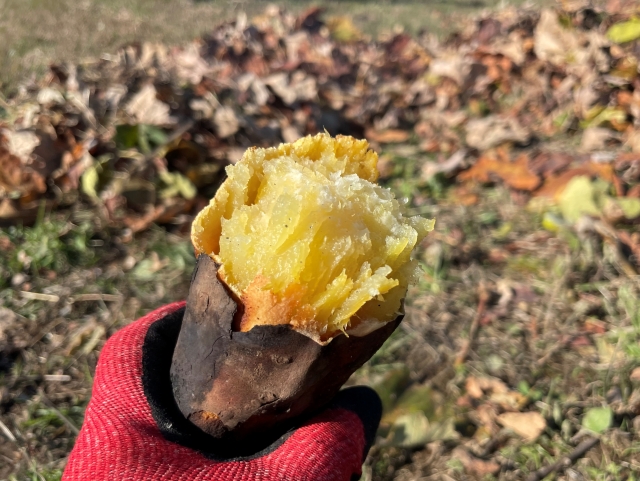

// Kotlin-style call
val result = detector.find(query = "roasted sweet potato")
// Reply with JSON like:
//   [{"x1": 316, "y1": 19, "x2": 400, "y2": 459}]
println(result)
[{"x1": 170, "y1": 134, "x2": 433, "y2": 443}]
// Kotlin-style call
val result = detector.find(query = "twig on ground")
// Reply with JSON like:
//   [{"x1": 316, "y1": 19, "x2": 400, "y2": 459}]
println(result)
[
  {"x1": 455, "y1": 283, "x2": 489, "y2": 367},
  {"x1": 525, "y1": 437, "x2": 600, "y2": 481},
  {"x1": 43, "y1": 374, "x2": 72, "y2": 382},
  {"x1": 20, "y1": 291, "x2": 60, "y2": 302},
  {"x1": 0, "y1": 418, "x2": 17, "y2": 443},
  {"x1": 69, "y1": 293, "x2": 123, "y2": 303}
]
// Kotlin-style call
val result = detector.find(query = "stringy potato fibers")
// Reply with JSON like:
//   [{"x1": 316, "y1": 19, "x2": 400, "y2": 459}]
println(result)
[{"x1": 191, "y1": 133, "x2": 434, "y2": 341}]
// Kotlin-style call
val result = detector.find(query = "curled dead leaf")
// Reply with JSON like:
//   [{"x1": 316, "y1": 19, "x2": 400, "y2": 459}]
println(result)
[
  {"x1": 458, "y1": 153, "x2": 540, "y2": 191},
  {"x1": 465, "y1": 115, "x2": 531, "y2": 150},
  {"x1": 125, "y1": 84, "x2": 173, "y2": 126},
  {"x1": 497, "y1": 411, "x2": 546, "y2": 441},
  {"x1": 465, "y1": 376, "x2": 509, "y2": 399},
  {"x1": 213, "y1": 106, "x2": 240, "y2": 139},
  {"x1": 451, "y1": 447, "x2": 501, "y2": 477}
]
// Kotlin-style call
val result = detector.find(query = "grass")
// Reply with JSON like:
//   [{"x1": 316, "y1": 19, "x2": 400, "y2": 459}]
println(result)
[
  {"x1": 3, "y1": 167, "x2": 640, "y2": 480},
  {"x1": 0, "y1": 0, "x2": 554, "y2": 93},
  {"x1": 348, "y1": 176, "x2": 640, "y2": 480},
  {"x1": 0, "y1": 214, "x2": 195, "y2": 479}
]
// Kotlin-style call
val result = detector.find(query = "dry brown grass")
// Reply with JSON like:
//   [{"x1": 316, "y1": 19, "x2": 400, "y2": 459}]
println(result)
[{"x1": 0, "y1": 0, "x2": 553, "y2": 93}]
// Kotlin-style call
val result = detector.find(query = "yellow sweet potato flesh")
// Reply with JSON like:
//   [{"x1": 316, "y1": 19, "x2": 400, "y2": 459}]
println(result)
[{"x1": 192, "y1": 133, "x2": 434, "y2": 339}]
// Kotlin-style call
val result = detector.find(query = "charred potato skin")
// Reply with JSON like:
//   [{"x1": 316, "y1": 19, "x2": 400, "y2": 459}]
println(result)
[{"x1": 170, "y1": 254, "x2": 402, "y2": 444}]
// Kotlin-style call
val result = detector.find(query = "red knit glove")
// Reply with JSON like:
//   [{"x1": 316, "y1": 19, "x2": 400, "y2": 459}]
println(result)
[{"x1": 63, "y1": 302, "x2": 382, "y2": 481}]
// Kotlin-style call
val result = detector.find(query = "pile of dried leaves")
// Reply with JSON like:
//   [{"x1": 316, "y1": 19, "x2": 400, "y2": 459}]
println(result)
[{"x1": 1, "y1": 1, "x2": 639, "y2": 250}]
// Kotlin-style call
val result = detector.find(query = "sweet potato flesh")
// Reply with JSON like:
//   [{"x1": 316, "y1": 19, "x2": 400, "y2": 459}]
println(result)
[{"x1": 192, "y1": 133, "x2": 434, "y2": 339}]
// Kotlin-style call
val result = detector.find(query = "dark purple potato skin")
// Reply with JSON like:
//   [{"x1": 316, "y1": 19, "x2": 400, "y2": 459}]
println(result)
[{"x1": 170, "y1": 254, "x2": 402, "y2": 443}]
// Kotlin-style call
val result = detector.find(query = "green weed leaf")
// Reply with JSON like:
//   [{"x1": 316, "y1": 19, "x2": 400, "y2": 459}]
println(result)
[
  {"x1": 582, "y1": 406, "x2": 612, "y2": 434},
  {"x1": 80, "y1": 155, "x2": 111, "y2": 202},
  {"x1": 158, "y1": 171, "x2": 196, "y2": 200},
  {"x1": 607, "y1": 18, "x2": 640, "y2": 44},
  {"x1": 558, "y1": 176, "x2": 601, "y2": 223}
]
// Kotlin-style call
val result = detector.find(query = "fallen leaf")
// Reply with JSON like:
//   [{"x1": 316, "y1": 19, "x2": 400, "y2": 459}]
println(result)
[
  {"x1": 386, "y1": 412, "x2": 457, "y2": 448},
  {"x1": 558, "y1": 176, "x2": 604, "y2": 223},
  {"x1": 534, "y1": 9, "x2": 580, "y2": 66},
  {"x1": 0, "y1": 133, "x2": 47, "y2": 197},
  {"x1": 213, "y1": 106, "x2": 240, "y2": 139},
  {"x1": 80, "y1": 155, "x2": 109, "y2": 202},
  {"x1": 607, "y1": 18, "x2": 640, "y2": 44},
  {"x1": 626, "y1": 131, "x2": 640, "y2": 153},
  {"x1": 630, "y1": 367, "x2": 640, "y2": 382},
  {"x1": 628, "y1": 185, "x2": 640, "y2": 198},
  {"x1": 420, "y1": 149, "x2": 467, "y2": 181},
  {"x1": 452, "y1": 447, "x2": 500, "y2": 476},
  {"x1": 281, "y1": 124, "x2": 301, "y2": 143},
  {"x1": 36, "y1": 87, "x2": 65, "y2": 106},
  {"x1": 491, "y1": 32, "x2": 527, "y2": 65},
  {"x1": 535, "y1": 162, "x2": 619, "y2": 199},
  {"x1": 265, "y1": 73, "x2": 297, "y2": 105},
  {"x1": 0, "y1": 147, "x2": 25, "y2": 191},
  {"x1": 603, "y1": 196, "x2": 640, "y2": 221},
  {"x1": 450, "y1": 185, "x2": 479, "y2": 205},
  {"x1": 1, "y1": 129, "x2": 40, "y2": 161},
  {"x1": 490, "y1": 391, "x2": 529, "y2": 411},
  {"x1": 172, "y1": 42, "x2": 211, "y2": 85},
  {"x1": 527, "y1": 151, "x2": 574, "y2": 176},
  {"x1": 364, "y1": 128, "x2": 410, "y2": 144},
  {"x1": 583, "y1": 318, "x2": 607, "y2": 335},
  {"x1": 497, "y1": 411, "x2": 547, "y2": 441},
  {"x1": 580, "y1": 127, "x2": 621, "y2": 152},
  {"x1": 158, "y1": 170, "x2": 197, "y2": 200},
  {"x1": 465, "y1": 115, "x2": 531, "y2": 150},
  {"x1": 125, "y1": 84, "x2": 173, "y2": 125},
  {"x1": 376, "y1": 155, "x2": 394, "y2": 179},
  {"x1": 289, "y1": 71, "x2": 317, "y2": 102},
  {"x1": 226, "y1": 147, "x2": 246, "y2": 164},
  {"x1": 582, "y1": 406, "x2": 612, "y2": 434},
  {"x1": 466, "y1": 377, "x2": 485, "y2": 399},
  {"x1": 326, "y1": 16, "x2": 362, "y2": 43},
  {"x1": 465, "y1": 376, "x2": 509, "y2": 399},
  {"x1": 429, "y1": 52, "x2": 468, "y2": 86},
  {"x1": 458, "y1": 153, "x2": 540, "y2": 191},
  {"x1": 580, "y1": 106, "x2": 627, "y2": 130},
  {"x1": 596, "y1": 336, "x2": 627, "y2": 366}
]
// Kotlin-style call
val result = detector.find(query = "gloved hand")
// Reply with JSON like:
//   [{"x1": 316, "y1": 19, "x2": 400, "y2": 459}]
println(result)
[{"x1": 63, "y1": 302, "x2": 382, "y2": 481}]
